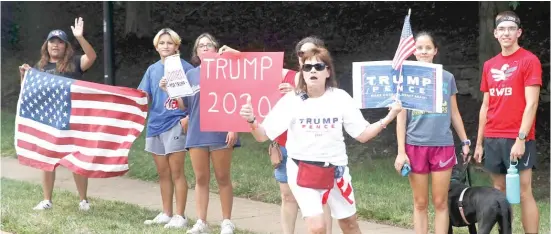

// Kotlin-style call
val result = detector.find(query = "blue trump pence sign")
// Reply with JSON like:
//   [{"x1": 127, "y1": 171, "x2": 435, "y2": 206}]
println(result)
[{"x1": 352, "y1": 60, "x2": 443, "y2": 113}]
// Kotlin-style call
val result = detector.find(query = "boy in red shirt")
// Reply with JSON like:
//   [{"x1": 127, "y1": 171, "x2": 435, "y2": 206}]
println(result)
[{"x1": 474, "y1": 11, "x2": 542, "y2": 233}]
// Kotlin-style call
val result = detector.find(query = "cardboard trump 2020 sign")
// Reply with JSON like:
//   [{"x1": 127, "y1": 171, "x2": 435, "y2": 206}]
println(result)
[
  {"x1": 200, "y1": 52, "x2": 284, "y2": 132},
  {"x1": 352, "y1": 60, "x2": 444, "y2": 113}
]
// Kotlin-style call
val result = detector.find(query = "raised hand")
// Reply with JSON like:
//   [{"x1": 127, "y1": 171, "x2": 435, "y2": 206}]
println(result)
[
  {"x1": 71, "y1": 17, "x2": 84, "y2": 38},
  {"x1": 239, "y1": 96, "x2": 254, "y2": 122},
  {"x1": 218, "y1": 45, "x2": 240, "y2": 55}
]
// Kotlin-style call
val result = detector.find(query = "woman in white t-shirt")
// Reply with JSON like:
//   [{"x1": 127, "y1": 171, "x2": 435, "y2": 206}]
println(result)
[{"x1": 239, "y1": 47, "x2": 402, "y2": 234}]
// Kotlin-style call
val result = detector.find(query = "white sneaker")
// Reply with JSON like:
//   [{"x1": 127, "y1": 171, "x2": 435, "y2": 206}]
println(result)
[
  {"x1": 220, "y1": 219, "x2": 235, "y2": 234},
  {"x1": 186, "y1": 219, "x2": 209, "y2": 234},
  {"x1": 79, "y1": 200, "x2": 90, "y2": 211},
  {"x1": 32, "y1": 200, "x2": 52, "y2": 210},
  {"x1": 164, "y1": 215, "x2": 188, "y2": 229},
  {"x1": 144, "y1": 212, "x2": 172, "y2": 225}
]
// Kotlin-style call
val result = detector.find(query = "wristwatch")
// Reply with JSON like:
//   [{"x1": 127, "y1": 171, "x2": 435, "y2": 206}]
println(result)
[
  {"x1": 462, "y1": 139, "x2": 471, "y2": 146},
  {"x1": 518, "y1": 132, "x2": 527, "y2": 141}
]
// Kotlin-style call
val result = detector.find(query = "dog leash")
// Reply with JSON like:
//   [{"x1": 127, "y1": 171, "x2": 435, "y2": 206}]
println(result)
[{"x1": 466, "y1": 163, "x2": 472, "y2": 187}]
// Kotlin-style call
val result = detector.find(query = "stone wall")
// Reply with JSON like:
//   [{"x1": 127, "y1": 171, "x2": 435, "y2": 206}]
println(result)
[{"x1": 444, "y1": 64, "x2": 480, "y2": 95}]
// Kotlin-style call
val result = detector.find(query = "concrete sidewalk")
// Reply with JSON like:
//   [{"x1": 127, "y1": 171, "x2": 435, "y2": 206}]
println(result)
[{"x1": 1, "y1": 157, "x2": 414, "y2": 234}]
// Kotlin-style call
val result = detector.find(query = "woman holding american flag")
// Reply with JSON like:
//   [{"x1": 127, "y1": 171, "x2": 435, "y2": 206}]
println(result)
[{"x1": 19, "y1": 17, "x2": 97, "y2": 212}]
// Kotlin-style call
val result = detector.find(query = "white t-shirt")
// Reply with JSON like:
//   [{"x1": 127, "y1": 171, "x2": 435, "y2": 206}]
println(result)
[{"x1": 262, "y1": 88, "x2": 370, "y2": 166}]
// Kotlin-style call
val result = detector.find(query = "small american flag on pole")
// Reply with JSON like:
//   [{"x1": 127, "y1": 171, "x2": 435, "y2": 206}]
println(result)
[
  {"x1": 281, "y1": 68, "x2": 297, "y2": 84},
  {"x1": 15, "y1": 69, "x2": 148, "y2": 178},
  {"x1": 391, "y1": 9, "x2": 415, "y2": 71}
]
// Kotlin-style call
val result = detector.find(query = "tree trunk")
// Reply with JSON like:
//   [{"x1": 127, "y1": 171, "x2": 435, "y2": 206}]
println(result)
[
  {"x1": 473, "y1": 2, "x2": 510, "y2": 100},
  {"x1": 125, "y1": 2, "x2": 152, "y2": 38}
]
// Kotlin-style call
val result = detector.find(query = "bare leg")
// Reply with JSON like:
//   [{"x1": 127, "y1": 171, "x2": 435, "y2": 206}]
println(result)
[
  {"x1": 167, "y1": 151, "x2": 188, "y2": 216},
  {"x1": 279, "y1": 183, "x2": 298, "y2": 234},
  {"x1": 305, "y1": 214, "x2": 326, "y2": 234},
  {"x1": 431, "y1": 169, "x2": 452, "y2": 234},
  {"x1": 42, "y1": 170, "x2": 55, "y2": 201},
  {"x1": 211, "y1": 148, "x2": 234, "y2": 219},
  {"x1": 153, "y1": 154, "x2": 174, "y2": 216},
  {"x1": 409, "y1": 173, "x2": 430, "y2": 234},
  {"x1": 519, "y1": 169, "x2": 539, "y2": 233},
  {"x1": 72, "y1": 172, "x2": 88, "y2": 201},
  {"x1": 337, "y1": 214, "x2": 361, "y2": 234},
  {"x1": 189, "y1": 148, "x2": 211, "y2": 221}
]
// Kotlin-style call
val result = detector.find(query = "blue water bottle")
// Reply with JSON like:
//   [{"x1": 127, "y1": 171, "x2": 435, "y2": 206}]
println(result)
[{"x1": 506, "y1": 160, "x2": 520, "y2": 204}]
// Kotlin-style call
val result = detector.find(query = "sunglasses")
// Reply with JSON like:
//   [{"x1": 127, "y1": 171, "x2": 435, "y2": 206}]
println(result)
[{"x1": 302, "y1": 63, "x2": 328, "y2": 72}]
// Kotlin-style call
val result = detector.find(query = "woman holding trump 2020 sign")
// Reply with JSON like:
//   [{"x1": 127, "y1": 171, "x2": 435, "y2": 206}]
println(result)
[{"x1": 160, "y1": 33, "x2": 240, "y2": 234}]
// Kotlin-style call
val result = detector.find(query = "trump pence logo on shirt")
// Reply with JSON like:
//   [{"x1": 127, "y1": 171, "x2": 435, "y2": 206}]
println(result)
[{"x1": 299, "y1": 117, "x2": 339, "y2": 129}]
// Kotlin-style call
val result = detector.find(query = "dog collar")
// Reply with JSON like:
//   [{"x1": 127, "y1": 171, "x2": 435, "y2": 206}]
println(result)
[{"x1": 458, "y1": 187, "x2": 470, "y2": 225}]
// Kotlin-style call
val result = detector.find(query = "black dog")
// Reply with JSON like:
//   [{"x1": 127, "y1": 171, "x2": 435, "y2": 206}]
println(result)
[{"x1": 448, "y1": 162, "x2": 512, "y2": 234}]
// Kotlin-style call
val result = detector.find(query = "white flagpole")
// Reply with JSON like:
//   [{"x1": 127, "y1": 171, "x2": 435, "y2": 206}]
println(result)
[{"x1": 395, "y1": 8, "x2": 412, "y2": 104}]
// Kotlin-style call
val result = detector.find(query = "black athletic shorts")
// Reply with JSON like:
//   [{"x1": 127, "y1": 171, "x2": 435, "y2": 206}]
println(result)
[{"x1": 483, "y1": 137, "x2": 537, "y2": 174}]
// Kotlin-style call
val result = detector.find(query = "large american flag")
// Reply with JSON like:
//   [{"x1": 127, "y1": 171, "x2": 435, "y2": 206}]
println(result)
[
  {"x1": 391, "y1": 13, "x2": 415, "y2": 70},
  {"x1": 15, "y1": 69, "x2": 148, "y2": 178}
]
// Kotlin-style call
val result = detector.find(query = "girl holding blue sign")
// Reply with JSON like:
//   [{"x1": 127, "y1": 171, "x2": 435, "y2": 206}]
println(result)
[{"x1": 393, "y1": 32, "x2": 470, "y2": 234}]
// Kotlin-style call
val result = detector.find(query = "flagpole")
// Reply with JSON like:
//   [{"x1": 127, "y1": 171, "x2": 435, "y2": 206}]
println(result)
[{"x1": 395, "y1": 8, "x2": 411, "y2": 104}]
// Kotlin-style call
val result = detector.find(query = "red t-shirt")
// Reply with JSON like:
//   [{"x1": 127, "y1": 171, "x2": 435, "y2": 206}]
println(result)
[
  {"x1": 480, "y1": 48, "x2": 542, "y2": 140},
  {"x1": 274, "y1": 69, "x2": 297, "y2": 146}
]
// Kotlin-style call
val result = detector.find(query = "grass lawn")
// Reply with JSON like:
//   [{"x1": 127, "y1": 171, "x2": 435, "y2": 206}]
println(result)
[
  {"x1": 0, "y1": 178, "x2": 255, "y2": 234},
  {"x1": 2, "y1": 110, "x2": 549, "y2": 233}
]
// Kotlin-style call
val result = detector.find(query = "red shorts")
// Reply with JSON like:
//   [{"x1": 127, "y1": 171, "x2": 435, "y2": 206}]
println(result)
[{"x1": 405, "y1": 144, "x2": 457, "y2": 174}]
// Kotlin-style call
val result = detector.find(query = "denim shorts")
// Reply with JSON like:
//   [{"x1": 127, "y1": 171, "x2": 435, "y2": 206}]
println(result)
[
  {"x1": 274, "y1": 145, "x2": 289, "y2": 183},
  {"x1": 195, "y1": 144, "x2": 229, "y2": 152}
]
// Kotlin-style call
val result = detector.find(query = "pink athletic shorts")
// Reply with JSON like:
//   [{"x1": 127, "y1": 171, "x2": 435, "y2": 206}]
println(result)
[{"x1": 405, "y1": 144, "x2": 457, "y2": 174}]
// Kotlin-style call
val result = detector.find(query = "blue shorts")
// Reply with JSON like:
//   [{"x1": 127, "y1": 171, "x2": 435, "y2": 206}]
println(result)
[{"x1": 274, "y1": 146, "x2": 289, "y2": 183}]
